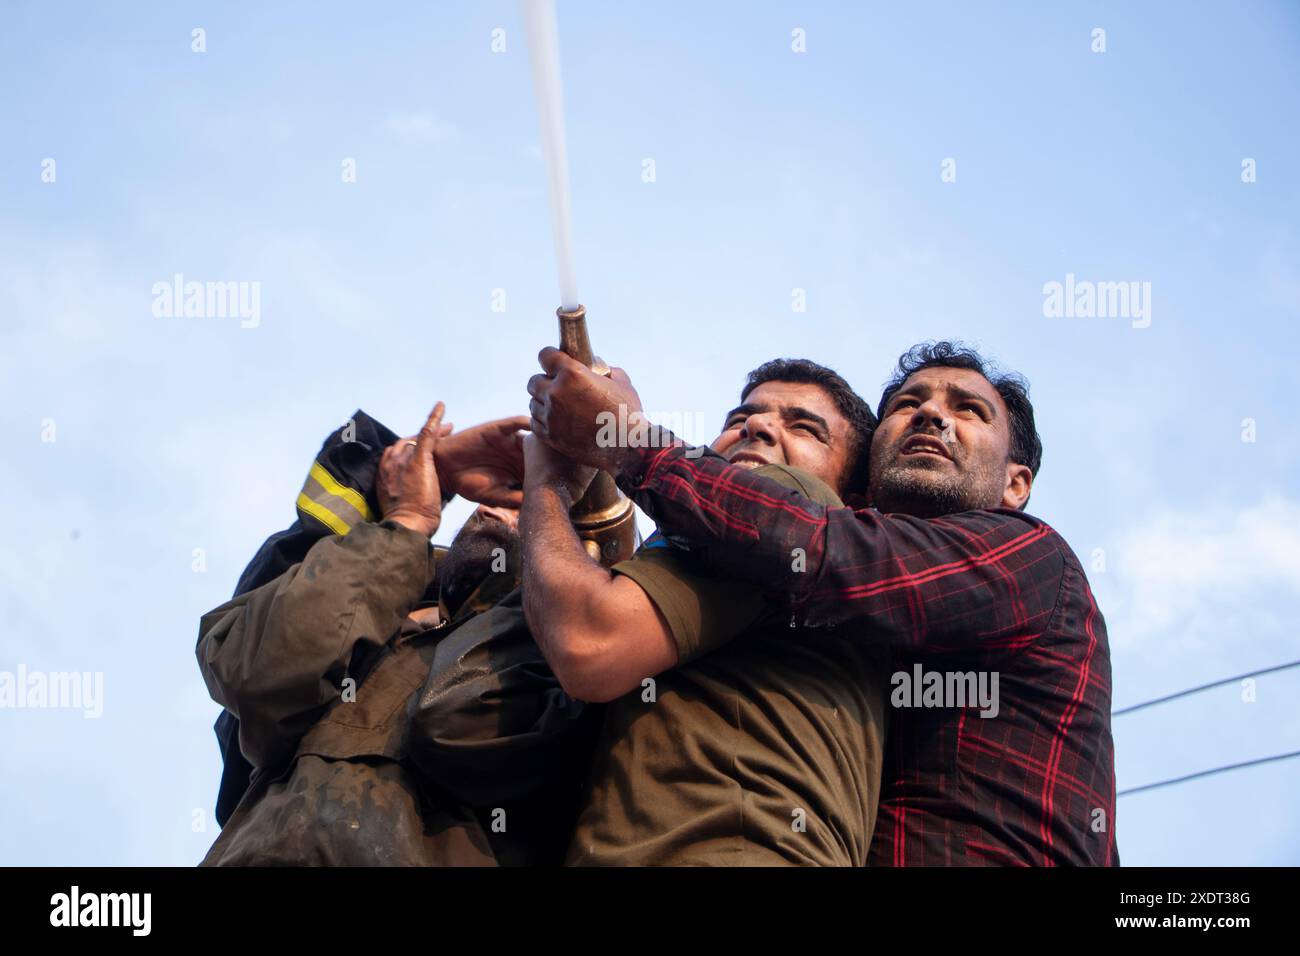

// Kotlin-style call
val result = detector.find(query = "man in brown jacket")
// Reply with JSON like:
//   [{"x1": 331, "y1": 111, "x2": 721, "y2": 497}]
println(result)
[{"x1": 197, "y1": 403, "x2": 596, "y2": 866}]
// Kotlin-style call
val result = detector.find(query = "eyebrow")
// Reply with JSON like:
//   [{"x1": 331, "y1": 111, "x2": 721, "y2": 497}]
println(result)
[
  {"x1": 946, "y1": 385, "x2": 997, "y2": 418},
  {"x1": 723, "y1": 402, "x2": 833, "y2": 435},
  {"x1": 887, "y1": 383, "x2": 998, "y2": 419}
]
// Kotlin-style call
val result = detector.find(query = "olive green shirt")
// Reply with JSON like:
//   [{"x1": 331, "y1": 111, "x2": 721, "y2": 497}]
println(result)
[{"x1": 566, "y1": 465, "x2": 890, "y2": 866}]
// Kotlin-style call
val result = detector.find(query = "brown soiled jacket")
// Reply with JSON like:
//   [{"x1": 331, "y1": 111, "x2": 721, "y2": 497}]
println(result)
[{"x1": 195, "y1": 519, "x2": 599, "y2": 866}]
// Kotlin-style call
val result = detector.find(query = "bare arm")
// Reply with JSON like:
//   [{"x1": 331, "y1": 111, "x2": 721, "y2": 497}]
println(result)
[
  {"x1": 519, "y1": 439, "x2": 677, "y2": 704},
  {"x1": 527, "y1": 350, "x2": 1066, "y2": 650}
]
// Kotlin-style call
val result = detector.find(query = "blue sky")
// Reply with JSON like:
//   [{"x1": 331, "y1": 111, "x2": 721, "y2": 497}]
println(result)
[{"x1": 1, "y1": 1, "x2": 1297, "y2": 865}]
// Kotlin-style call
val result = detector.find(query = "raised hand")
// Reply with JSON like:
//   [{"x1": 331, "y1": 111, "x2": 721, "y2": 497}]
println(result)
[
  {"x1": 526, "y1": 347, "x2": 645, "y2": 474},
  {"x1": 377, "y1": 403, "x2": 451, "y2": 538},
  {"x1": 434, "y1": 415, "x2": 530, "y2": 508}
]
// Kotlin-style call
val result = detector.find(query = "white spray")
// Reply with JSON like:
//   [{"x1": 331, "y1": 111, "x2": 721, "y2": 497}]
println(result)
[{"x1": 521, "y1": 0, "x2": 580, "y2": 312}]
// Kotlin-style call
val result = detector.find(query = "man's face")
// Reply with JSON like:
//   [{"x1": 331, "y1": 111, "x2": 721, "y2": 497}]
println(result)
[
  {"x1": 437, "y1": 504, "x2": 521, "y2": 613},
  {"x1": 869, "y1": 366, "x2": 1028, "y2": 518},
  {"x1": 711, "y1": 381, "x2": 855, "y2": 495}
]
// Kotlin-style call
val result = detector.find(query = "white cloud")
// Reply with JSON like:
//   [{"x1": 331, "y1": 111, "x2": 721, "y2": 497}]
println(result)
[{"x1": 1105, "y1": 496, "x2": 1300, "y2": 651}]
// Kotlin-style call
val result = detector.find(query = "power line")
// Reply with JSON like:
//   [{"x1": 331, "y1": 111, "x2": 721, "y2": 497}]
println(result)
[
  {"x1": 1113, "y1": 659, "x2": 1300, "y2": 798},
  {"x1": 1118, "y1": 749, "x2": 1300, "y2": 797},
  {"x1": 1113, "y1": 658, "x2": 1300, "y2": 717}
]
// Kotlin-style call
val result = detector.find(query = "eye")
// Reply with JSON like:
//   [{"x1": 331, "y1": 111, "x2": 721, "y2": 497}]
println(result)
[{"x1": 892, "y1": 398, "x2": 919, "y2": 412}]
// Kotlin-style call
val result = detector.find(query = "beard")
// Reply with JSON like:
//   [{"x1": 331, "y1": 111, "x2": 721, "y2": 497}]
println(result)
[
  {"x1": 436, "y1": 511, "x2": 522, "y2": 615},
  {"x1": 869, "y1": 437, "x2": 1006, "y2": 519}
]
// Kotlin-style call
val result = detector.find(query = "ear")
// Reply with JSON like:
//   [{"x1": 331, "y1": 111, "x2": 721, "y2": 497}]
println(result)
[{"x1": 1001, "y1": 462, "x2": 1033, "y2": 510}]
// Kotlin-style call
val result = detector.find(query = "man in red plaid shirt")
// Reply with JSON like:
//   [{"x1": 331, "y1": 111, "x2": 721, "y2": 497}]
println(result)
[{"x1": 527, "y1": 341, "x2": 1118, "y2": 866}]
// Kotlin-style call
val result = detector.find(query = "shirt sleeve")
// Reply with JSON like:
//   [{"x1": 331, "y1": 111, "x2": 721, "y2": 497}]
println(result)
[
  {"x1": 615, "y1": 439, "x2": 1066, "y2": 652},
  {"x1": 196, "y1": 520, "x2": 437, "y2": 769},
  {"x1": 612, "y1": 464, "x2": 843, "y2": 664}
]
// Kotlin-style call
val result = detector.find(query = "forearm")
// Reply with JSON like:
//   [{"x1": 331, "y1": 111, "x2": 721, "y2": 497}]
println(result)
[
  {"x1": 615, "y1": 437, "x2": 1065, "y2": 648},
  {"x1": 197, "y1": 520, "x2": 436, "y2": 766},
  {"x1": 520, "y1": 483, "x2": 620, "y2": 700},
  {"x1": 614, "y1": 438, "x2": 829, "y2": 605}
]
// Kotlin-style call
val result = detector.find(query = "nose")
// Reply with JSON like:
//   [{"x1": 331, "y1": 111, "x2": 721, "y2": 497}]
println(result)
[
  {"x1": 910, "y1": 398, "x2": 949, "y2": 433},
  {"x1": 475, "y1": 505, "x2": 519, "y2": 531},
  {"x1": 740, "y1": 411, "x2": 781, "y2": 446}
]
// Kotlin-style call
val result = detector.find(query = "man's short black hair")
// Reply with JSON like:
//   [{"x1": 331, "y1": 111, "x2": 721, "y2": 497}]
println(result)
[
  {"x1": 740, "y1": 358, "x2": 877, "y2": 493},
  {"x1": 876, "y1": 341, "x2": 1043, "y2": 480}
]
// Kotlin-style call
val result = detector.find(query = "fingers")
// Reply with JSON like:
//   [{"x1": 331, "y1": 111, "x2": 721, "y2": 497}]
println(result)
[
  {"x1": 477, "y1": 486, "x2": 525, "y2": 509},
  {"x1": 384, "y1": 438, "x2": 415, "y2": 467},
  {"x1": 526, "y1": 373, "x2": 551, "y2": 400},
  {"x1": 501, "y1": 427, "x2": 527, "y2": 463},
  {"x1": 538, "y1": 346, "x2": 584, "y2": 376},
  {"x1": 378, "y1": 442, "x2": 410, "y2": 504},
  {"x1": 495, "y1": 415, "x2": 531, "y2": 434},
  {"x1": 528, "y1": 400, "x2": 548, "y2": 439},
  {"x1": 414, "y1": 402, "x2": 446, "y2": 455}
]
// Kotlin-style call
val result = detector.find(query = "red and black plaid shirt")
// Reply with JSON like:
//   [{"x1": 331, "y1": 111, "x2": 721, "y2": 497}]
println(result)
[{"x1": 617, "y1": 440, "x2": 1119, "y2": 866}]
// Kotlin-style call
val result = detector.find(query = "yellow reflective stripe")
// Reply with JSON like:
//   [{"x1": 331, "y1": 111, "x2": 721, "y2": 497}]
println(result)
[
  {"x1": 299, "y1": 471, "x2": 366, "y2": 531},
  {"x1": 308, "y1": 462, "x2": 375, "y2": 522},
  {"x1": 296, "y1": 491, "x2": 352, "y2": 536}
]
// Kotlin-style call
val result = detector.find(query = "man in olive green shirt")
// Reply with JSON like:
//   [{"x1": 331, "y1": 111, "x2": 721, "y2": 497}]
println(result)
[{"x1": 522, "y1": 358, "x2": 891, "y2": 865}]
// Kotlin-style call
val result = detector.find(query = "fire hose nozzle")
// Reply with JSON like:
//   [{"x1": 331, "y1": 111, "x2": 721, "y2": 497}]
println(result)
[{"x1": 555, "y1": 304, "x2": 638, "y2": 566}]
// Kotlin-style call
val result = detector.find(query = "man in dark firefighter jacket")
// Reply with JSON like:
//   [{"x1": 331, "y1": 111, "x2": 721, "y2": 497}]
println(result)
[{"x1": 197, "y1": 403, "x2": 598, "y2": 865}]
